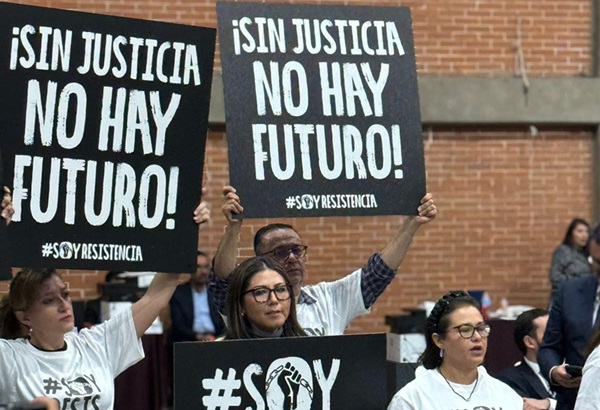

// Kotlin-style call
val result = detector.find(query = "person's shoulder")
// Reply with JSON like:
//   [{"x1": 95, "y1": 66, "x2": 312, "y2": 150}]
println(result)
[
  {"x1": 585, "y1": 345, "x2": 600, "y2": 368},
  {"x1": 390, "y1": 368, "x2": 437, "y2": 403},
  {"x1": 554, "y1": 244, "x2": 572, "y2": 254},
  {"x1": 482, "y1": 367, "x2": 521, "y2": 391},
  {"x1": 0, "y1": 337, "x2": 25, "y2": 351},
  {"x1": 304, "y1": 268, "x2": 362, "y2": 290},
  {"x1": 404, "y1": 368, "x2": 437, "y2": 387},
  {"x1": 565, "y1": 274, "x2": 596, "y2": 289},
  {"x1": 173, "y1": 282, "x2": 191, "y2": 295},
  {"x1": 553, "y1": 274, "x2": 595, "y2": 297},
  {"x1": 495, "y1": 362, "x2": 523, "y2": 382}
]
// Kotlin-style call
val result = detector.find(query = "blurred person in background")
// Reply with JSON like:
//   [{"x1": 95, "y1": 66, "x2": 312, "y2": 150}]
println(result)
[
  {"x1": 549, "y1": 219, "x2": 592, "y2": 302},
  {"x1": 170, "y1": 251, "x2": 223, "y2": 342},
  {"x1": 497, "y1": 308, "x2": 556, "y2": 410},
  {"x1": 539, "y1": 223, "x2": 600, "y2": 410}
]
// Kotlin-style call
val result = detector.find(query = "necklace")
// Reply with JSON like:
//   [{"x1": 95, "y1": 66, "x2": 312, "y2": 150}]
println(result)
[{"x1": 437, "y1": 368, "x2": 479, "y2": 402}]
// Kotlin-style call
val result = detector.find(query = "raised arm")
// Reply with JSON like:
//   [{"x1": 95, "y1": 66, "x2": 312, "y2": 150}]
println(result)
[
  {"x1": 380, "y1": 193, "x2": 437, "y2": 270},
  {"x1": 131, "y1": 273, "x2": 181, "y2": 337},
  {"x1": 358, "y1": 193, "x2": 437, "y2": 309},
  {"x1": 193, "y1": 201, "x2": 211, "y2": 225},
  {"x1": 213, "y1": 185, "x2": 244, "y2": 279}
]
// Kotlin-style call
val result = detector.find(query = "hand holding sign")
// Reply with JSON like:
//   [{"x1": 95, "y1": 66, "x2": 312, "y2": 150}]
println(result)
[
  {"x1": 1, "y1": 187, "x2": 15, "y2": 225},
  {"x1": 221, "y1": 185, "x2": 244, "y2": 224},
  {"x1": 415, "y1": 193, "x2": 437, "y2": 225},
  {"x1": 193, "y1": 201, "x2": 211, "y2": 225}
]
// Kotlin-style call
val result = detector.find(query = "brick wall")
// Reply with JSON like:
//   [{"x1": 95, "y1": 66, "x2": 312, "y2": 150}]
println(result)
[{"x1": 0, "y1": 0, "x2": 594, "y2": 334}]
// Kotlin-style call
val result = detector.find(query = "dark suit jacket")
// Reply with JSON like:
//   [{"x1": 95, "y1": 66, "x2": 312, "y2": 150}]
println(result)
[
  {"x1": 538, "y1": 275, "x2": 598, "y2": 410},
  {"x1": 497, "y1": 360, "x2": 554, "y2": 400},
  {"x1": 169, "y1": 282, "x2": 224, "y2": 343}
]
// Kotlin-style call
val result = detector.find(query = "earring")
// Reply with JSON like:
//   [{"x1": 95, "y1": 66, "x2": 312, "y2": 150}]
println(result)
[{"x1": 439, "y1": 349, "x2": 444, "y2": 358}]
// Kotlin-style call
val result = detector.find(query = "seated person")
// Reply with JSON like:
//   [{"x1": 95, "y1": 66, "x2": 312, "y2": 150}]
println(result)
[
  {"x1": 223, "y1": 256, "x2": 306, "y2": 339},
  {"x1": 169, "y1": 251, "x2": 224, "y2": 342},
  {"x1": 497, "y1": 308, "x2": 556, "y2": 409},
  {"x1": 387, "y1": 291, "x2": 522, "y2": 409}
]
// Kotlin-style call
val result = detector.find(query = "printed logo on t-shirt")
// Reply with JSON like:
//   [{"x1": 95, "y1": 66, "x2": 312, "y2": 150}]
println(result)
[
  {"x1": 42, "y1": 374, "x2": 101, "y2": 409},
  {"x1": 303, "y1": 327, "x2": 325, "y2": 336}
]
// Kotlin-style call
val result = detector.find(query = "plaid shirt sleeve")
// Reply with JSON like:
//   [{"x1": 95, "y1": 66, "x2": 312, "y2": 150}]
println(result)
[
  {"x1": 361, "y1": 253, "x2": 396, "y2": 309},
  {"x1": 207, "y1": 268, "x2": 228, "y2": 314}
]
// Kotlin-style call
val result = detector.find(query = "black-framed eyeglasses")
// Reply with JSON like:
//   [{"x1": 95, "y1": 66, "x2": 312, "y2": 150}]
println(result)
[
  {"x1": 261, "y1": 245, "x2": 308, "y2": 262},
  {"x1": 452, "y1": 323, "x2": 491, "y2": 339},
  {"x1": 243, "y1": 285, "x2": 292, "y2": 303}
]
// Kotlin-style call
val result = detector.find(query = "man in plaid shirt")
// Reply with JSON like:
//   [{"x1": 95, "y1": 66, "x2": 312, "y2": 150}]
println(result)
[{"x1": 209, "y1": 185, "x2": 437, "y2": 336}]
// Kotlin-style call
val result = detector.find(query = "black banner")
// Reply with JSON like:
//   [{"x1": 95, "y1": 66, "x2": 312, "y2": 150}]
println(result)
[
  {"x1": 217, "y1": 2, "x2": 426, "y2": 218},
  {"x1": 0, "y1": 3, "x2": 215, "y2": 272},
  {"x1": 174, "y1": 334, "x2": 387, "y2": 409}
]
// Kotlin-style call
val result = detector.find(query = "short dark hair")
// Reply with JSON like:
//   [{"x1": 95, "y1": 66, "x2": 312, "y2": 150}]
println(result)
[
  {"x1": 253, "y1": 223, "x2": 297, "y2": 255},
  {"x1": 513, "y1": 308, "x2": 548, "y2": 355},
  {"x1": 419, "y1": 291, "x2": 481, "y2": 369}
]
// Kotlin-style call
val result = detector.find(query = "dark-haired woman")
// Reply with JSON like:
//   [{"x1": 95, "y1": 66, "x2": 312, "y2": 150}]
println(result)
[
  {"x1": 550, "y1": 218, "x2": 592, "y2": 300},
  {"x1": 0, "y1": 268, "x2": 181, "y2": 407},
  {"x1": 387, "y1": 291, "x2": 522, "y2": 409},
  {"x1": 223, "y1": 256, "x2": 305, "y2": 339}
]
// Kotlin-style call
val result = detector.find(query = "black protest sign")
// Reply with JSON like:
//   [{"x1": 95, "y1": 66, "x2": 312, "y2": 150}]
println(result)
[
  {"x1": 217, "y1": 2, "x2": 426, "y2": 218},
  {"x1": 0, "y1": 3, "x2": 215, "y2": 272},
  {"x1": 174, "y1": 334, "x2": 387, "y2": 409}
]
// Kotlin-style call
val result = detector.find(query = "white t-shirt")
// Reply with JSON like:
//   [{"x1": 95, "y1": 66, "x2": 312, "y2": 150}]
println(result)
[
  {"x1": 0, "y1": 309, "x2": 143, "y2": 408},
  {"x1": 297, "y1": 269, "x2": 368, "y2": 336},
  {"x1": 388, "y1": 366, "x2": 523, "y2": 410},
  {"x1": 575, "y1": 345, "x2": 600, "y2": 409}
]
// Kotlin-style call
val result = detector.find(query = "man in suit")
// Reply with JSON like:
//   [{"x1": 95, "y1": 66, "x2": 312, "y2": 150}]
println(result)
[
  {"x1": 169, "y1": 251, "x2": 224, "y2": 342},
  {"x1": 498, "y1": 308, "x2": 556, "y2": 409},
  {"x1": 538, "y1": 223, "x2": 600, "y2": 410}
]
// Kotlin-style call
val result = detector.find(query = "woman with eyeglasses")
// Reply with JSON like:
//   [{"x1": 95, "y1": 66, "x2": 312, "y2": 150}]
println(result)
[
  {"x1": 388, "y1": 291, "x2": 522, "y2": 409},
  {"x1": 223, "y1": 256, "x2": 306, "y2": 339}
]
